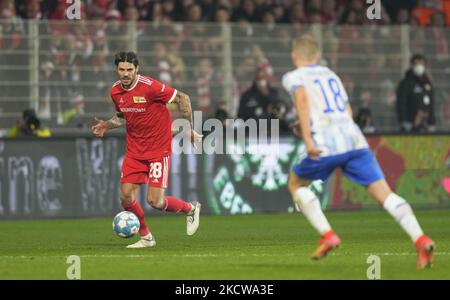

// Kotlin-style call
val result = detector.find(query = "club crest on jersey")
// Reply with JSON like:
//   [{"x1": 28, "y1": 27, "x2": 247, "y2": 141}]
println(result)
[{"x1": 133, "y1": 96, "x2": 147, "y2": 103}]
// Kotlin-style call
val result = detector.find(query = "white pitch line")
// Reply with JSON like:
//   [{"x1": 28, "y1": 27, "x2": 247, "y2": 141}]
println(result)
[
  {"x1": 1, "y1": 252, "x2": 449, "y2": 259},
  {"x1": 363, "y1": 252, "x2": 450, "y2": 256}
]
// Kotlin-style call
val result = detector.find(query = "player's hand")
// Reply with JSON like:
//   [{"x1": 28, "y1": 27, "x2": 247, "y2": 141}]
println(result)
[
  {"x1": 306, "y1": 145, "x2": 322, "y2": 160},
  {"x1": 190, "y1": 129, "x2": 203, "y2": 151},
  {"x1": 91, "y1": 117, "x2": 108, "y2": 137}
]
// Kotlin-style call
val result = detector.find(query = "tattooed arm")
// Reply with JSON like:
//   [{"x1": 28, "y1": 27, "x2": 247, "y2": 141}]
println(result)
[
  {"x1": 91, "y1": 112, "x2": 125, "y2": 137},
  {"x1": 172, "y1": 91, "x2": 193, "y2": 129},
  {"x1": 172, "y1": 91, "x2": 202, "y2": 146}
]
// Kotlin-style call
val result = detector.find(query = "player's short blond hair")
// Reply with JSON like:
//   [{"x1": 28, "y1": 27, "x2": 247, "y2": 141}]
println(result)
[{"x1": 292, "y1": 34, "x2": 320, "y2": 61}]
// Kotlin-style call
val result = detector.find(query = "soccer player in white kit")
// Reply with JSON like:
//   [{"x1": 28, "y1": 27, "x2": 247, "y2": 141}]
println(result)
[{"x1": 282, "y1": 35, "x2": 435, "y2": 269}]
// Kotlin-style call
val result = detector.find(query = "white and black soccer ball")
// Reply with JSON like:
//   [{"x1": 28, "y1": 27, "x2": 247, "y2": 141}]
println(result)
[{"x1": 112, "y1": 211, "x2": 140, "y2": 238}]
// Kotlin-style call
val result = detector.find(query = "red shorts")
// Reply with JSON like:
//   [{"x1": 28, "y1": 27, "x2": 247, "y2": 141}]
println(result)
[{"x1": 121, "y1": 154, "x2": 171, "y2": 188}]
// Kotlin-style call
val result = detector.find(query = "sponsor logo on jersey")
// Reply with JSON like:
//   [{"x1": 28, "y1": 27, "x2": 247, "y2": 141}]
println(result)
[
  {"x1": 120, "y1": 98, "x2": 124, "y2": 104},
  {"x1": 152, "y1": 178, "x2": 159, "y2": 183},
  {"x1": 133, "y1": 96, "x2": 147, "y2": 103},
  {"x1": 120, "y1": 107, "x2": 146, "y2": 113}
]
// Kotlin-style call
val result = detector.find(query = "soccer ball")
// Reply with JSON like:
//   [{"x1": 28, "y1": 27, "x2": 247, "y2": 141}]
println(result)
[{"x1": 112, "y1": 211, "x2": 140, "y2": 238}]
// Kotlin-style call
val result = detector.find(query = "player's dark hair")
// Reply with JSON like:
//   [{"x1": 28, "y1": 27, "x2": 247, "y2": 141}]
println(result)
[
  {"x1": 114, "y1": 52, "x2": 139, "y2": 67},
  {"x1": 410, "y1": 54, "x2": 426, "y2": 64}
]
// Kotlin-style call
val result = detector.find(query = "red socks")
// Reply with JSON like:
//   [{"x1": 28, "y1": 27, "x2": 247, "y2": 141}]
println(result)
[
  {"x1": 121, "y1": 197, "x2": 191, "y2": 237},
  {"x1": 162, "y1": 196, "x2": 193, "y2": 214},
  {"x1": 122, "y1": 199, "x2": 150, "y2": 237}
]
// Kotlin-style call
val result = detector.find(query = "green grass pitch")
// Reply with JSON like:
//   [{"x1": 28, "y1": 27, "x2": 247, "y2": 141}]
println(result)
[{"x1": 0, "y1": 210, "x2": 449, "y2": 279}]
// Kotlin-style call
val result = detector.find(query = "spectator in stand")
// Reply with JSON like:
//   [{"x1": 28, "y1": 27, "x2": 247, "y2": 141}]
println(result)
[
  {"x1": 161, "y1": 0, "x2": 176, "y2": 21},
  {"x1": 355, "y1": 90, "x2": 376, "y2": 134},
  {"x1": 63, "y1": 94, "x2": 87, "y2": 128},
  {"x1": 3, "y1": 0, "x2": 448, "y2": 27},
  {"x1": 235, "y1": 54, "x2": 257, "y2": 94},
  {"x1": 194, "y1": 58, "x2": 216, "y2": 114},
  {"x1": 396, "y1": 8, "x2": 411, "y2": 24},
  {"x1": 16, "y1": 0, "x2": 42, "y2": 19},
  {"x1": 268, "y1": 4, "x2": 286, "y2": 23},
  {"x1": 167, "y1": 46, "x2": 187, "y2": 84},
  {"x1": 6, "y1": 109, "x2": 51, "y2": 138},
  {"x1": 430, "y1": 11, "x2": 449, "y2": 59},
  {"x1": 214, "y1": 5, "x2": 230, "y2": 23},
  {"x1": 250, "y1": 45, "x2": 275, "y2": 83},
  {"x1": 105, "y1": 10, "x2": 127, "y2": 51},
  {"x1": 322, "y1": 0, "x2": 343, "y2": 24},
  {"x1": 232, "y1": 0, "x2": 259, "y2": 22},
  {"x1": 152, "y1": 42, "x2": 174, "y2": 84},
  {"x1": 199, "y1": 0, "x2": 217, "y2": 21},
  {"x1": 412, "y1": 0, "x2": 442, "y2": 26},
  {"x1": 185, "y1": 2, "x2": 203, "y2": 22},
  {"x1": 289, "y1": 2, "x2": 308, "y2": 24},
  {"x1": 124, "y1": 4, "x2": 139, "y2": 21},
  {"x1": 396, "y1": 54, "x2": 436, "y2": 133},
  {"x1": 0, "y1": 4, "x2": 24, "y2": 48},
  {"x1": 237, "y1": 67, "x2": 282, "y2": 121},
  {"x1": 214, "y1": 100, "x2": 230, "y2": 127},
  {"x1": 444, "y1": 0, "x2": 450, "y2": 26}
]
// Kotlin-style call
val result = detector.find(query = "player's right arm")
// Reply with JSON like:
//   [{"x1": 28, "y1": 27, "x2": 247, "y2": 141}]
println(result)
[
  {"x1": 294, "y1": 87, "x2": 322, "y2": 160},
  {"x1": 91, "y1": 112, "x2": 125, "y2": 138}
]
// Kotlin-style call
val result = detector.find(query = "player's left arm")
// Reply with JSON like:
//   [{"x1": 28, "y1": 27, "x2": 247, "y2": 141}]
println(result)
[
  {"x1": 173, "y1": 91, "x2": 193, "y2": 129},
  {"x1": 172, "y1": 91, "x2": 203, "y2": 147}
]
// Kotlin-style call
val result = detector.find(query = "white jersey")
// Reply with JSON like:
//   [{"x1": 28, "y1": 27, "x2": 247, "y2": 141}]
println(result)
[{"x1": 282, "y1": 64, "x2": 368, "y2": 157}]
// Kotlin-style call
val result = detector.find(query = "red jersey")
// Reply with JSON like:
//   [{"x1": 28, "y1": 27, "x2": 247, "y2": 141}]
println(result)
[{"x1": 110, "y1": 74, "x2": 177, "y2": 160}]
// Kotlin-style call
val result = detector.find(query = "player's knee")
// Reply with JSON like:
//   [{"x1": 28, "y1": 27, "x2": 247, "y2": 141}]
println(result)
[
  {"x1": 288, "y1": 173, "x2": 308, "y2": 195},
  {"x1": 287, "y1": 179, "x2": 297, "y2": 195},
  {"x1": 119, "y1": 192, "x2": 133, "y2": 205},
  {"x1": 147, "y1": 195, "x2": 165, "y2": 210},
  {"x1": 119, "y1": 188, "x2": 134, "y2": 204}
]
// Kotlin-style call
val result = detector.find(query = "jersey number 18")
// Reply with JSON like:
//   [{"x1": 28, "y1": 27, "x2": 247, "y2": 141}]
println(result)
[{"x1": 313, "y1": 78, "x2": 346, "y2": 114}]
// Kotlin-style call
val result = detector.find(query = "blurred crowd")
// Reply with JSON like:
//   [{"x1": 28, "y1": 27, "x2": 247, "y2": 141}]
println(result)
[
  {"x1": 1, "y1": 0, "x2": 450, "y2": 27},
  {"x1": 1, "y1": 0, "x2": 449, "y2": 136}
]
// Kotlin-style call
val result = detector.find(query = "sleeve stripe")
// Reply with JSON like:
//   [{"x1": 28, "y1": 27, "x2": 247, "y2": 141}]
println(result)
[{"x1": 167, "y1": 89, "x2": 178, "y2": 103}]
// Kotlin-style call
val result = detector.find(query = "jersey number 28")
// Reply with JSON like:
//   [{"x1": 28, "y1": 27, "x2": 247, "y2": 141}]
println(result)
[{"x1": 149, "y1": 162, "x2": 162, "y2": 179}]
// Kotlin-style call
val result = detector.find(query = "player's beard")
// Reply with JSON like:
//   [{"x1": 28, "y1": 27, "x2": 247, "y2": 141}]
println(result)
[{"x1": 121, "y1": 73, "x2": 137, "y2": 89}]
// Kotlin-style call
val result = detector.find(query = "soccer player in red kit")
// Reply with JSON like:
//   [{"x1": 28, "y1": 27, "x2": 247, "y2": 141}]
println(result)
[{"x1": 91, "y1": 52, "x2": 202, "y2": 248}]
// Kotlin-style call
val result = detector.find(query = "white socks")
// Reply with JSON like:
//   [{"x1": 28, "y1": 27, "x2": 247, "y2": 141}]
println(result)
[
  {"x1": 294, "y1": 187, "x2": 331, "y2": 235},
  {"x1": 293, "y1": 188, "x2": 423, "y2": 242},
  {"x1": 383, "y1": 193, "x2": 423, "y2": 242}
]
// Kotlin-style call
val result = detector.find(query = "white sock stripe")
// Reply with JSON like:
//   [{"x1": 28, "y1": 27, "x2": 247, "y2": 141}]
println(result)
[
  {"x1": 165, "y1": 156, "x2": 168, "y2": 188},
  {"x1": 162, "y1": 156, "x2": 168, "y2": 188},
  {"x1": 294, "y1": 187, "x2": 331, "y2": 235},
  {"x1": 383, "y1": 193, "x2": 423, "y2": 242},
  {"x1": 163, "y1": 157, "x2": 167, "y2": 187}
]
